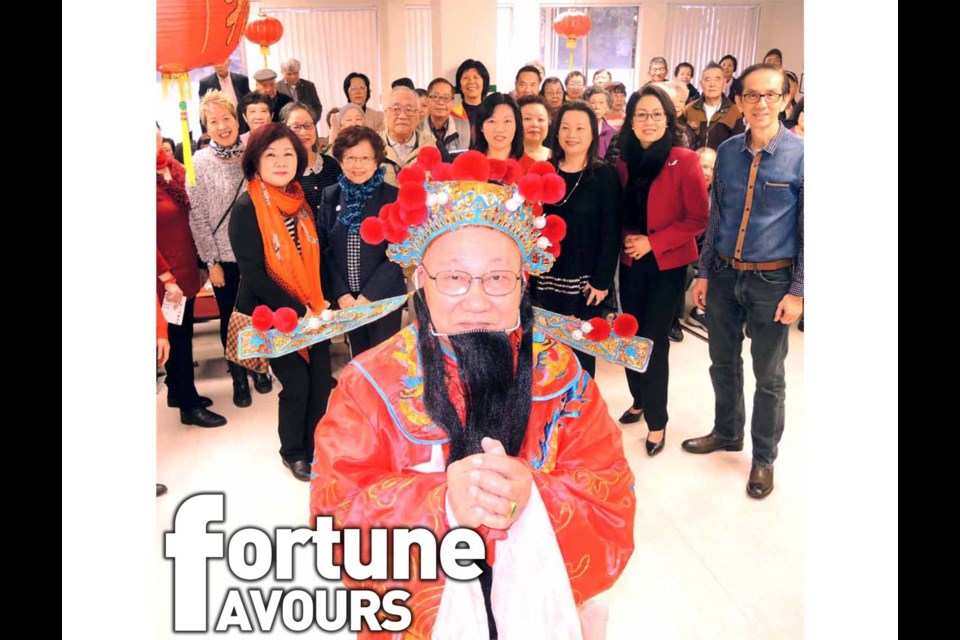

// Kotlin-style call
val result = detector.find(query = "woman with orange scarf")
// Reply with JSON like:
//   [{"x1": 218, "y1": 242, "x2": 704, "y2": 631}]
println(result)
[{"x1": 229, "y1": 123, "x2": 330, "y2": 481}]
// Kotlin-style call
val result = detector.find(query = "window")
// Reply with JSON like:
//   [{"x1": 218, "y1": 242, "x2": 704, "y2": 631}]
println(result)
[
  {"x1": 540, "y1": 5, "x2": 640, "y2": 93},
  {"x1": 665, "y1": 4, "x2": 760, "y2": 86}
]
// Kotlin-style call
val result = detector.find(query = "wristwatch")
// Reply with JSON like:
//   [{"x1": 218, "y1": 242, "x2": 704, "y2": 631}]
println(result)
[{"x1": 206, "y1": 260, "x2": 218, "y2": 268}]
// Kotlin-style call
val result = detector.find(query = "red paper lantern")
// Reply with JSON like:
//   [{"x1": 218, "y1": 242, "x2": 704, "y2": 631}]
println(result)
[
  {"x1": 157, "y1": 0, "x2": 250, "y2": 74},
  {"x1": 157, "y1": 0, "x2": 251, "y2": 185},
  {"x1": 245, "y1": 10, "x2": 284, "y2": 67},
  {"x1": 552, "y1": 10, "x2": 592, "y2": 70}
]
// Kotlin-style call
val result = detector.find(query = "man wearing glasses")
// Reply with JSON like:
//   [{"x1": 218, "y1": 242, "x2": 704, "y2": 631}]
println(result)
[
  {"x1": 685, "y1": 64, "x2": 804, "y2": 500},
  {"x1": 683, "y1": 62, "x2": 745, "y2": 151},
  {"x1": 420, "y1": 77, "x2": 472, "y2": 154},
  {"x1": 380, "y1": 86, "x2": 450, "y2": 186}
]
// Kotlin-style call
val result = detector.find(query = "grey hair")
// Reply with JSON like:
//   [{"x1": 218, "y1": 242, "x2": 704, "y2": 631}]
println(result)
[{"x1": 281, "y1": 58, "x2": 301, "y2": 73}]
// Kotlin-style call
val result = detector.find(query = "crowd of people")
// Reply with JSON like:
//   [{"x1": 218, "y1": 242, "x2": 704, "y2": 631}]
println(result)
[{"x1": 157, "y1": 47, "x2": 804, "y2": 634}]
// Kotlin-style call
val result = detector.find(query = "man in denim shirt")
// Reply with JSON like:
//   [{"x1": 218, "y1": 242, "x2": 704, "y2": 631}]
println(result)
[{"x1": 684, "y1": 64, "x2": 804, "y2": 499}]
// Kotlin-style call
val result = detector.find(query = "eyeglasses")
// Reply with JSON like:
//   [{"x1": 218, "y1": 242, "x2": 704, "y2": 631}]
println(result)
[
  {"x1": 387, "y1": 104, "x2": 420, "y2": 116},
  {"x1": 429, "y1": 94, "x2": 453, "y2": 103},
  {"x1": 633, "y1": 111, "x2": 666, "y2": 122},
  {"x1": 342, "y1": 155, "x2": 376, "y2": 166},
  {"x1": 422, "y1": 267, "x2": 522, "y2": 296},
  {"x1": 287, "y1": 123, "x2": 315, "y2": 132},
  {"x1": 741, "y1": 92, "x2": 783, "y2": 104}
]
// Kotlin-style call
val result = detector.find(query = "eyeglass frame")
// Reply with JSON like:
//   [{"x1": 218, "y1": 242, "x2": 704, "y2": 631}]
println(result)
[
  {"x1": 287, "y1": 123, "x2": 316, "y2": 132},
  {"x1": 740, "y1": 92, "x2": 784, "y2": 104},
  {"x1": 386, "y1": 104, "x2": 420, "y2": 116},
  {"x1": 633, "y1": 111, "x2": 667, "y2": 122},
  {"x1": 420, "y1": 266, "x2": 523, "y2": 296}
]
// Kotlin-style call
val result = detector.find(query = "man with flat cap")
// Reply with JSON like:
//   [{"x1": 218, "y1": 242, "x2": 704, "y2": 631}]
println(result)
[{"x1": 252, "y1": 68, "x2": 292, "y2": 123}]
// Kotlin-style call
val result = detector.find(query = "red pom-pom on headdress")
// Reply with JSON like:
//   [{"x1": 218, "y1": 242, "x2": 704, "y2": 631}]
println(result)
[
  {"x1": 584, "y1": 318, "x2": 612, "y2": 341},
  {"x1": 380, "y1": 203, "x2": 408, "y2": 243},
  {"x1": 501, "y1": 159, "x2": 522, "y2": 186},
  {"x1": 416, "y1": 146, "x2": 442, "y2": 171},
  {"x1": 359, "y1": 217, "x2": 385, "y2": 244},
  {"x1": 613, "y1": 313, "x2": 639, "y2": 338},
  {"x1": 252, "y1": 305, "x2": 274, "y2": 331},
  {"x1": 398, "y1": 182, "x2": 427, "y2": 209},
  {"x1": 527, "y1": 161, "x2": 556, "y2": 177},
  {"x1": 488, "y1": 159, "x2": 508, "y2": 182},
  {"x1": 273, "y1": 307, "x2": 299, "y2": 333},
  {"x1": 541, "y1": 173, "x2": 566, "y2": 204},
  {"x1": 399, "y1": 204, "x2": 428, "y2": 226},
  {"x1": 431, "y1": 162, "x2": 454, "y2": 181},
  {"x1": 516, "y1": 174, "x2": 544, "y2": 202},
  {"x1": 453, "y1": 150, "x2": 491, "y2": 182},
  {"x1": 541, "y1": 215, "x2": 567, "y2": 244},
  {"x1": 397, "y1": 165, "x2": 426, "y2": 185}
]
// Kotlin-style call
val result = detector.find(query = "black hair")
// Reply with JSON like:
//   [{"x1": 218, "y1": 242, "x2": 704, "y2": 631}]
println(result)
[{"x1": 472, "y1": 93, "x2": 524, "y2": 160}]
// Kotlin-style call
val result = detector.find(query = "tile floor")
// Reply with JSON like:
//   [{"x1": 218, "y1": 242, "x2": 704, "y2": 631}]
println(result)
[{"x1": 157, "y1": 316, "x2": 804, "y2": 639}]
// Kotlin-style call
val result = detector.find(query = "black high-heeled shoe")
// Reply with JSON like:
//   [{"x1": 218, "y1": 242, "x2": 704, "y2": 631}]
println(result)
[
  {"x1": 645, "y1": 429, "x2": 666, "y2": 457},
  {"x1": 619, "y1": 407, "x2": 643, "y2": 424}
]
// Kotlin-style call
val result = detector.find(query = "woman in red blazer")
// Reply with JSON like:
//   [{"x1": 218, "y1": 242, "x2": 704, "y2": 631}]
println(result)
[{"x1": 615, "y1": 85, "x2": 708, "y2": 456}]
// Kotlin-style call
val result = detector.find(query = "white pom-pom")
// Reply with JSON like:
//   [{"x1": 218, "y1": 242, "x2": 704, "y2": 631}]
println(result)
[
  {"x1": 572, "y1": 329, "x2": 584, "y2": 340},
  {"x1": 437, "y1": 191, "x2": 450, "y2": 205},
  {"x1": 426, "y1": 193, "x2": 439, "y2": 207},
  {"x1": 533, "y1": 215, "x2": 547, "y2": 229},
  {"x1": 581, "y1": 322, "x2": 593, "y2": 334},
  {"x1": 505, "y1": 199, "x2": 520, "y2": 212},
  {"x1": 537, "y1": 237, "x2": 551, "y2": 249},
  {"x1": 320, "y1": 309, "x2": 334, "y2": 322},
  {"x1": 306, "y1": 317, "x2": 322, "y2": 330}
]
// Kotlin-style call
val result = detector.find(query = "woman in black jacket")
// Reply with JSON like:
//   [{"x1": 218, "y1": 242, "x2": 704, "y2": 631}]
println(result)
[
  {"x1": 533, "y1": 101, "x2": 621, "y2": 378},
  {"x1": 318, "y1": 125, "x2": 405, "y2": 357},
  {"x1": 228, "y1": 124, "x2": 330, "y2": 482}
]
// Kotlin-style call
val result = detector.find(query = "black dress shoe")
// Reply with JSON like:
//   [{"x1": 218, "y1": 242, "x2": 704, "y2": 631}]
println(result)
[
  {"x1": 645, "y1": 430, "x2": 666, "y2": 457},
  {"x1": 167, "y1": 394, "x2": 213, "y2": 409},
  {"x1": 252, "y1": 371, "x2": 273, "y2": 394},
  {"x1": 681, "y1": 433, "x2": 744, "y2": 454},
  {"x1": 156, "y1": 483, "x2": 168, "y2": 497},
  {"x1": 668, "y1": 319, "x2": 684, "y2": 342},
  {"x1": 619, "y1": 408, "x2": 643, "y2": 424},
  {"x1": 747, "y1": 463, "x2": 774, "y2": 499},
  {"x1": 689, "y1": 307, "x2": 708, "y2": 331},
  {"x1": 283, "y1": 459, "x2": 311, "y2": 482},
  {"x1": 180, "y1": 407, "x2": 227, "y2": 428}
]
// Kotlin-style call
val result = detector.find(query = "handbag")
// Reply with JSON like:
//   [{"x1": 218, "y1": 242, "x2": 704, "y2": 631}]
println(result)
[{"x1": 225, "y1": 309, "x2": 271, "y2": 374}]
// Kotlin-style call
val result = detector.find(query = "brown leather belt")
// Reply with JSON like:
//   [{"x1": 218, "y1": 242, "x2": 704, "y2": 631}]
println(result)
[{"x1": 719, "y1": 256, "x2": 793, "y2": 272}]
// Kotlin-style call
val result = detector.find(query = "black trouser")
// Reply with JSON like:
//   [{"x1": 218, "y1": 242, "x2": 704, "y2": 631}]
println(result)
[
  {"x1": 618, "y1": 254, "x2": 687, "y2": 431},
  {"x1": 531, "y1": 283, "x2": 605, "y2": 379},
  {"x1": 211, "y1": 261, "x2": 241, "y2": 351},
  {"x1": 674, "y1": 265, "x2": 695, "y2": 320},
  {"x1": 165, "y1": 297, "x2": 201, "y2": 410},
  {"x1": 270, "y1": 341, "x2": 332, "y2": 464},
  {"x1": 347, "y1": 308, "x2": 403, "y2": 358}
]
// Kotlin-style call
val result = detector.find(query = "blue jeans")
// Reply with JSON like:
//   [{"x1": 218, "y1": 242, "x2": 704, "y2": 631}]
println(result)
[{"x1": 706, "y1": 262, "x2": 792, "y2": 466}]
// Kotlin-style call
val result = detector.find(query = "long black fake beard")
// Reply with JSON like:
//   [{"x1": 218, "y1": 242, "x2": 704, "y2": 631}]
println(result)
[{"x1": 414, "y1": 287, "x2": 534, "y2": 466}]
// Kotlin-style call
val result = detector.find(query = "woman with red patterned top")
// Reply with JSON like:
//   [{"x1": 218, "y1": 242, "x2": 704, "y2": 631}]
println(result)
[{"x1": 156, "y1": 125, "x2": 227, "y2": 428}]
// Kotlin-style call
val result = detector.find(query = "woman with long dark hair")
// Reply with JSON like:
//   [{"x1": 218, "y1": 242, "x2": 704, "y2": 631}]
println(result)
[
  {"x1": 532, "y1": 101, "x2": 620, "y2": 378},
  {"x1": 472, "y1": 93, "x2": 525, "y2": 163},
  {"x1": 616, "y1": 86, "x2": 709, "y2": 456}
]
